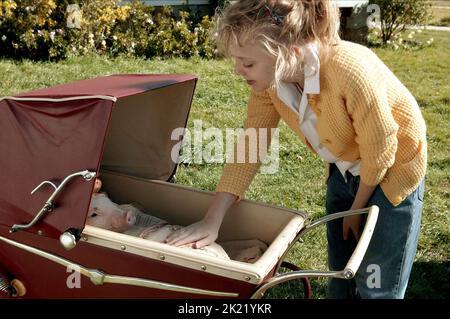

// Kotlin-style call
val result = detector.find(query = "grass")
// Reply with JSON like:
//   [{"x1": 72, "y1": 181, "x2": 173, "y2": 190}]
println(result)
[
  {"x1": 430, "y1": 7, "x2": 450, "y2": 27},
  {"x1": 1, "y1": 30, "x2": 448, "y2": 299},
  {"x1": 430, "y1": 2, "x2": 450, "y2": 27}
]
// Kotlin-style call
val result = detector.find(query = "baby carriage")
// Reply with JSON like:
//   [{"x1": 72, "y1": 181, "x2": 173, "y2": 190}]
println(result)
[{"x1": 0, "y1": 74, "x2": 378, "y2": 299}]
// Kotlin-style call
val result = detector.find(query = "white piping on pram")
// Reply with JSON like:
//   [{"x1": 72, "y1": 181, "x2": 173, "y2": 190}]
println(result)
[{"x1": 0, "y1": 95, "x2": 118, "y2": 102}]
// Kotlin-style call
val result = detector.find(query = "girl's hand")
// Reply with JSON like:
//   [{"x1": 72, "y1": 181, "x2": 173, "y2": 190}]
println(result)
[
  {"x1": 343, "y1": 214, "x2": 363, "y2": 241},
  {"x1": 165, "y1": 192, "x2": 237, "y2": 248},
  {"x1": 165, "y1": 219, "x2": 219, "y2": 248},
  {"x1": 343, "y1": 181, "x2": 376, "y2": 241}
]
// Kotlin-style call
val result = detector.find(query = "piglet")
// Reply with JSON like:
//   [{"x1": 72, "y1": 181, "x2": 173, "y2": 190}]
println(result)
[
  {"x1": 86, "y1": 179, "x2": 163, "y2": 234},
  {"x1": 86, "y1": 192, "x2": 230, "y2": 259},
  {"x1": 86, "y1": 192, "x2": 137, "y2": 233}
]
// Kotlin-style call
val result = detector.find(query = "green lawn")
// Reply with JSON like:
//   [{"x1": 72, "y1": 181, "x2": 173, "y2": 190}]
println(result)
[
  {"x1": 429, "y1": 1, "x2": 450, "y2": 26},
  {"x1": 1, "y1": 30, "x2": 448, "y2": 299},
  {"x1": 430, "y1": 6, "x2": 450, "y2": 27}
]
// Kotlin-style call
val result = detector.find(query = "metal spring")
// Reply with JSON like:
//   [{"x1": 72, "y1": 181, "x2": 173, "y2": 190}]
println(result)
[{"x1": 0, "y1": 277, "x2": 12, "y2": 295}]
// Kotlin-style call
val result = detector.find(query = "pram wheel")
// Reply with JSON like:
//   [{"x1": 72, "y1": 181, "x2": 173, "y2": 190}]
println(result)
[{"x1": 261, "y1": 261, "x2": 312, "y2": 299}]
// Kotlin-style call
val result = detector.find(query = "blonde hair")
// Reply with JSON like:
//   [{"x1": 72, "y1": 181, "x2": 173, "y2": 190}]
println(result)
[{"x1": 214, "y1": 0, "x2": 341, "y2": 86}]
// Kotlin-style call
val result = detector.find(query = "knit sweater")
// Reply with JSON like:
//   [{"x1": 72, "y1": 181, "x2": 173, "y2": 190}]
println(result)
[{"x1": 216, "y1": 40, "x2": 427, "y2": 206}]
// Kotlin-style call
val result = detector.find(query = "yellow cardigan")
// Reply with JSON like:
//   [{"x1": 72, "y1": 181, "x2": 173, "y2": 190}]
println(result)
[{"x1": 216, "y1": 40, "x2": 427, "y2": 206}]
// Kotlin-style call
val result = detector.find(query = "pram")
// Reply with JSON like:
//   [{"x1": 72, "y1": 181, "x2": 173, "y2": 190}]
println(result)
[{"x1": 0, "y1": 74, "x2": 378, "y2": 298}]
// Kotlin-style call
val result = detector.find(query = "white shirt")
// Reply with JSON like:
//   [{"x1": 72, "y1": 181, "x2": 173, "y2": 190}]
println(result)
[{"x1": 277, "y1": 43, "x2": 360, "y2": 181}]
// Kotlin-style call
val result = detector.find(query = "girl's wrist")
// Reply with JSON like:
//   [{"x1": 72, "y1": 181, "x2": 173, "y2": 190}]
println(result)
[{"x1": 204, "y1": 192, "x2": 237, "y2": 228}]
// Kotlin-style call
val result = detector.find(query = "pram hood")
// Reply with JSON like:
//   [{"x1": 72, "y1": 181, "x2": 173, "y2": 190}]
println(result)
[{"x1": 0, "y1": 74, "x2": 197, "y2": 238}]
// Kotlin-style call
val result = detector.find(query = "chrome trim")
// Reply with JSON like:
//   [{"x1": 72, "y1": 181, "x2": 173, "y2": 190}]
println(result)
[
  {"x1": 257, "y1": 206, "x2": 379, "y2": 299},
  {"x1": 299, "y1": 207, "x2": 377, "y2": 237},
  {"x1": 0, "y1": 235, "x2": 239, "y2": 297},
  {"x1": 59, "y1": 232, "x2": 77, "y2": 251},
  {"x1": 10, "y1": 170, "x2": 96, "y2": 233},
  {"x1": 250, "y1": 270, "x2": 345, "y2": 299},
  {"x1": 0, "y1": 95, "x2": 117, "y2": 103},
  {"x1": 275, "y1": 206, "x2": 378, "y2": 274}
]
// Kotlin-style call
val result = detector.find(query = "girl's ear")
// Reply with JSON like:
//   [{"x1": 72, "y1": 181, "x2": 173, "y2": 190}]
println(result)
[
  {"x1": 93, "y1": 178, "x2": 102, "y2": 193},
  {"x1": 292, "y1": 45, "x2": 302, "y2": 57}
]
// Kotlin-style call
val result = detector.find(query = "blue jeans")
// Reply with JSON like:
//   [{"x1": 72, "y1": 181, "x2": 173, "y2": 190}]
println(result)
[{"x1": 326, "y1": 164, "x2": 424, "y2": 299}]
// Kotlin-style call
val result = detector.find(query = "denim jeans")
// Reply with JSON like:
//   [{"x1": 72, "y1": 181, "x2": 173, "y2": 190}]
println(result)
[{"x1": 326, "y1": 164, "x2": 424, "y2": 299}]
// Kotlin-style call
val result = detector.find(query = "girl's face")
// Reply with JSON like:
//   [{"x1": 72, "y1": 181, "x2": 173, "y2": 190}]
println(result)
[{"x1": 229, "y1": 41, "x2": 277, "y2": 92}]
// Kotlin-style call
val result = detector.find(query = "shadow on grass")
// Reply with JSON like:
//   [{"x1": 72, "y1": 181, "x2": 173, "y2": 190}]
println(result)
[{"x1": 406, "y1": 261, "x2": 450, "y2": 299}]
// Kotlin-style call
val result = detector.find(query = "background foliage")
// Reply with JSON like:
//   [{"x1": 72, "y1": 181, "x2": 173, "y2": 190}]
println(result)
[
  {"x1": 368, "y1": 0, "x2": 432, "y2": 43},
  {"x1": 0, "y1": 0, "x2": 215, "y2": 60}
]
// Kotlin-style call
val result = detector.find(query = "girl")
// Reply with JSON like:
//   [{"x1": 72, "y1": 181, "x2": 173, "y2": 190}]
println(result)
[{"x1": 166, "y1": 0, "x2": 427, "y2": 299}]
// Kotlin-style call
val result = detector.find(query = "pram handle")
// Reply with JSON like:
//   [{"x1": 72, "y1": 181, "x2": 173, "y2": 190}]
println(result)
[
  {"x1": 250, "y1": 205, "x2": 379, "y2": 299},
  {"x1": 342, "y1": 206, "x2": 379, "y2": 279},
  {"x1": 10, "y1": 170, "x2": 97, "y2": 233}
]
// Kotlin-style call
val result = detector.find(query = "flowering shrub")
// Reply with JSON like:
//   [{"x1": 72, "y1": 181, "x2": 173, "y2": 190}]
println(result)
[
  {"x1": 0, "y1": 0, "x2": 69, "y2": 60},
  {"x1": 145, "y1": 7, "x2": 202, "y2": 58},
  {"x1": 67, "y1": 0, "x2": 132, "y2": 56},
  {"x1": 106, "y1": 0, "x2": 156, "y2": 57},
  {"x1": 0, "y1": 0, "x2": 216, "y2": 61},
  {"x1": 368, "y1": 28, "x2": 435, "y2": 50},
  {"x1": 368, "y1": 0, "x2": 432, "y2": 43},
  {"x1": 195, "y1": 15, "x2": 215, "y2": 59}
]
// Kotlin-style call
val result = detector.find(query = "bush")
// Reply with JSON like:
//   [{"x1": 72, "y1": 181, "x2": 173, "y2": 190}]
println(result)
[
  {"x1": 367, "y1": 28, "x2": 435, "y2": 50},
  {"x1": 369, "y1": 0, "x2": 432, "y2": 43},
  {"x1": 145, "y1": 7, "x2": 198, "y2": 58},
  {"x1": 0, "y1": 0, "x2": 70, "y2": 60},
  {"x1": 0, "y1": 0, "x2": 216, "y2": 61},
  {"x1": 68, "y1": 0, "x2": 132, "y2": 56},
  {"x1": 106, "y1": 0, "x2": 156, "y2": 57},
  {"x1": 142, "y1": 7, "x2": 216, "y2": 59}
]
